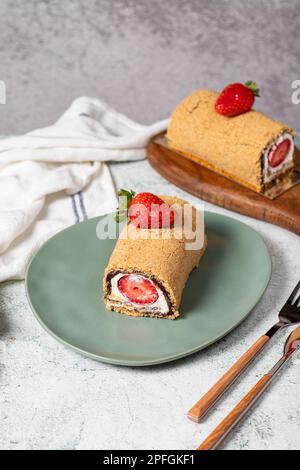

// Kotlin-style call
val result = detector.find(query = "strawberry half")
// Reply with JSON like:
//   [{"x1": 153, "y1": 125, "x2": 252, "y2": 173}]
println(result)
[
  {"x1": 116, "y1": 189, "x2": 175, "y2": 229},
  {"x1": 268, "y1": 138, "x2": 291, "y2": 168},
  {"x1": 118, "y1": 274, "x2": 159, "y2": 304},
  {"x1": 215, "y1": 81, "x2": 260, "y2": 117}
]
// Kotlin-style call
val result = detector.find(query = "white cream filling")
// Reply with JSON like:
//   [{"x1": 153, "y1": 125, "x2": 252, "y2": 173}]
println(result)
[
  {"x1": 109, "y1": 273, "x2": 170, "y2": 315},
  {"x1": 262, "y1": 133, "x2": 294, "y2": 183}
]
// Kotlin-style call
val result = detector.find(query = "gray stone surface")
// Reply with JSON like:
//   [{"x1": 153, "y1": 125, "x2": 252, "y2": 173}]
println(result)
[
  {"x1": 0, "y1": 159, "x2": 300, "y2": 450},
  {"x1": 0, "y1": 0, "x2": 299, "y2": 133}
]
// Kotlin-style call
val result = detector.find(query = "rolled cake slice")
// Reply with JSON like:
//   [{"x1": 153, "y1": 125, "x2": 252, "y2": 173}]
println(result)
[
  {"x1": 167, "y1": 89, "x2": 295, "y2": 194},
  {"x1": 103, "y1": 196, "x2": 206, "y2": 319}
]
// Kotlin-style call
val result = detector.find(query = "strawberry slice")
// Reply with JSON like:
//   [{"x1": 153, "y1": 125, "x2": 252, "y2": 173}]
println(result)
[
  {"x1": 118, "y1": 274, "x2": 159, "y2": 305},
  {"x1": 268, "y1": 139, "x2": 291, "y2": 168}
]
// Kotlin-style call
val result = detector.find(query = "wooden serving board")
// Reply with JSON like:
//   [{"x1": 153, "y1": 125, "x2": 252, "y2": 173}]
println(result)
[{"x1": 147, "y1": 133, "x2": 300, "y2": 236}]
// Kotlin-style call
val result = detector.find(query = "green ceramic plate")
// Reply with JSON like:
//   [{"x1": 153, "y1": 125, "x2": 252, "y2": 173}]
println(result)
[{"x1": 25, "y1": 212, "x2": 271, "y2": 366}]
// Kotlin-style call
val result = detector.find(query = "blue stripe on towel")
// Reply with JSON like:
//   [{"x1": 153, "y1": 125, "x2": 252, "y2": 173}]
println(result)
[
  {"x1": 71, "y1": 194, "x2": 80, "y2": 224},
  {"x1": 77, "y1": 191, "x2": 88, "y2": 220}
]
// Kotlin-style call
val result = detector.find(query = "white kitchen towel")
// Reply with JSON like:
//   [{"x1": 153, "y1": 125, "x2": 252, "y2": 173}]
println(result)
[{"x1": 0, "y1": 97, "x2": 169, "y2": 281}]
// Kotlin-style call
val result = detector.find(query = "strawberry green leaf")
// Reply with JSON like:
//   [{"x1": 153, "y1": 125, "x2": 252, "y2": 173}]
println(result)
[
  {"x1": 115, "y1": 210, "x2": 127, "y2": 223},
  {"x1": 115, "y1": 188, "x2": 136, "y2": 224},
  {"x1": 117, "y1": 188, "x2": 135, "y2": 200},
  {"x1": 244, "y1": 80, "x2": 260, "y2": 97}
]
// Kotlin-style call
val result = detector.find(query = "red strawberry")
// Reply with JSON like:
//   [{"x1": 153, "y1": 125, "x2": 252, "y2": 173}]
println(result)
[
  {"x1": 268, "y1": 138, "x2": 291, "y2": 168},
  {"x1": 116, "y1": 189, "x2": 175, "y2": 229},
  {"x1": 215, "y1": 81, "x2": 260, "y2": 117},
  {"x1": 118, "y1": 274, "x2": 158, "y2": 304}
]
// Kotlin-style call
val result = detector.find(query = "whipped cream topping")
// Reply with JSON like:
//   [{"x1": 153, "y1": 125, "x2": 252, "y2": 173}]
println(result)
[
  {"x1": 109, "y1": 273, "x2": 170, "y2": 315},
  {"x1": 262, "y1": 133, "x2": 294, "y2": 184}
]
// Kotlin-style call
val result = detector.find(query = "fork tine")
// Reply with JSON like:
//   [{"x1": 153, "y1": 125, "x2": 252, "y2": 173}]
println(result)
[
  {"x1": 287, "y1": 280, "x2": 300, "y2": 305},
  {"x1": 294, "y1": 294, "x2": 300, "y2": 308}
]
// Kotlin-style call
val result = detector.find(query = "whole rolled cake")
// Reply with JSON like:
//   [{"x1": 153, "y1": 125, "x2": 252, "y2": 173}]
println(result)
[
  {"x1": 103, "y1": 196, "x2": 206, "y2": 320},
  {"x1": 167, "y1": 89, "x2": 295, "y2": 194}
]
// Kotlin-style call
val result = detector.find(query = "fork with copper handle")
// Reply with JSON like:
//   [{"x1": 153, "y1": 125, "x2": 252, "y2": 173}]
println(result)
[
  {"x1": 198, "y1": 325, "x2": 300, "y2": 450},
  {"x1": 188, "y1": 280, "x2": 300, "y2": 423}
]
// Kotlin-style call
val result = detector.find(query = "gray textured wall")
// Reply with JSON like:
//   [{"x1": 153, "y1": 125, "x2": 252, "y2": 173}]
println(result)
[{"x1": 0, "y1": 0, "x2": 299, "y2": 134}]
